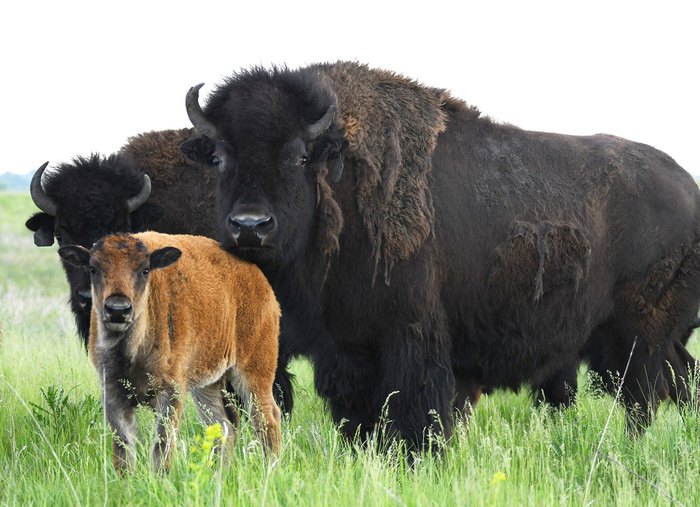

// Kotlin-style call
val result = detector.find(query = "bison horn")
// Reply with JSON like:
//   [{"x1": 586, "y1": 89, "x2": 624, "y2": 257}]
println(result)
[
  {"x1": 126, "y1": 174, "x2": 151, "y2": 213},
  {"x1": 30, "y1": 161, "x2": 58, "y2": 216},
  {"x1": 185, "y1": 83, "x2": 219, "y2": 140},
  {"x1": 306, "y1": 104, "x2": 337, "y2": 140}
]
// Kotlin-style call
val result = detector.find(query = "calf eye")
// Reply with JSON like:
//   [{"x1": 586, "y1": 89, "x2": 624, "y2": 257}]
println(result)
[{"x1": 141, "y1": 268, "x2": 150, "y2": 276}]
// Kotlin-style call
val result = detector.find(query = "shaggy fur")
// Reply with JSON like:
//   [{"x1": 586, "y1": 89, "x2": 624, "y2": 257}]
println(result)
[
  {"x1": 312, "y1": 62, "x2": 450, "y2": 282},
  {"x1": 59, "y1": 232, "x2": 281, "y2": 471},
  {"x1": 182, "y1": 61, "x2": 700, "y2": 450}
]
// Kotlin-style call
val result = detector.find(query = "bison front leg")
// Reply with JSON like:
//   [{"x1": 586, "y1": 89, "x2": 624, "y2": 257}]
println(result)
[
  {"x1": 312, "y1": 341, "x2": 378, "y2": 443},
  {"x1": 104, "y1": 392, "x2": 137, "y2": 473},
  {"x1": 151, "y1": 384, "x2": 184, "y2": 472},
  {"x1": 373, "y1": 312, "x2": 455, "y2": 453}
]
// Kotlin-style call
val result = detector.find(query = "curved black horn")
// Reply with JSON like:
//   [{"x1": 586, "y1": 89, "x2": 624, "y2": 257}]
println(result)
[
  {"x1": 30, "y1": 162, "x2": 58, "y2": 216},
  {"x1": 185, "y1": 83, "x2": 218, "y2": 139},
  {"x1": 126, "y1": 174, "x2": 151, "y2": 213},
  {"x1": 306, "y1": 104, "x2": 337, "y2": 140}
]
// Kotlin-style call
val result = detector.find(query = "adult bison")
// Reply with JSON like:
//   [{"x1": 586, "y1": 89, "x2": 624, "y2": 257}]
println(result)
[
  {"x1": 181, "y1": 62, "x2": 700, "y2": 448},
  {"x1": 26, "y1": 128, "x2": 218, "y2": 345}
]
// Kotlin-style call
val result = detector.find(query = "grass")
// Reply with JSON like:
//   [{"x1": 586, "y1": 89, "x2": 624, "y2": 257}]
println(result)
[{"x1": 1, "y1": 190, "x2": 699, "y2": 506}]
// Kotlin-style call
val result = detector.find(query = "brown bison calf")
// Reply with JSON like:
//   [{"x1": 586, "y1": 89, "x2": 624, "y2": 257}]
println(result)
[{"x1": 58, "y1": 231, "x2": 282, "y2": 472}]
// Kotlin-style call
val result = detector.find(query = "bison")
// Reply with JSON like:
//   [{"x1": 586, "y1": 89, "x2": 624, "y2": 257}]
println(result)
[
  {"x1": 180, "y1": 62, "x2": 700, "y2": 450},
  {"x1": 58, "y1": 231, "x2": 282, "y2": 471},
  {"x1": 26, "y1": 129, "x2": 217, "y2": 344}
]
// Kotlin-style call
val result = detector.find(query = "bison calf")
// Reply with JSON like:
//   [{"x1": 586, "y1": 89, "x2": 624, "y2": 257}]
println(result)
[{"x1": 59, "y1": 231, "x2": 282, "y2": 471}]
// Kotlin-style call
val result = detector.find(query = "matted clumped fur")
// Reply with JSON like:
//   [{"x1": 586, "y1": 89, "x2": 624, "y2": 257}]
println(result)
[
  {"x1": 313, "y1": 62, "x2": 461, "y2": 282},
  {"x1": 60, "y1": 232, "x2": 282, "y2": 472}
]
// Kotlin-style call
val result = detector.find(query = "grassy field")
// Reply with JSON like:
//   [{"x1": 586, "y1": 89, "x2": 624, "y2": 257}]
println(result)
[{"x1": 1, "y1": 191, "x2": 699, "y2": 506}]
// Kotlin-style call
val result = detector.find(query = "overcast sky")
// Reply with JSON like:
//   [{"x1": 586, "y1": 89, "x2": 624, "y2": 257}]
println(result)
[{"x1": 1, "y1": 1, "x2": 698, "y2": 177}]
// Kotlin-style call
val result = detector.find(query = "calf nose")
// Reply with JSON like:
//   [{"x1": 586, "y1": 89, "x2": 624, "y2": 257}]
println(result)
[
  {"x1": 228, "y1": 212, "x2": 276, "y2": 247},
  {"x1": 104, "y1": 296, "x2": 133, "y2": 323}
]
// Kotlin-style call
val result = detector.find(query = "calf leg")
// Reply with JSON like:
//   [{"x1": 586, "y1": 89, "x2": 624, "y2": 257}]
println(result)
[
  {"x1": 191, "y1": 381, "x2": 238, "y2": 450},
  {"x1": 104, "y1": 392, "x2": 137, "y2": 473},
  {"x1": 151, "y1": 384, "x2": 184, "y2": 472},
  {"x1": 229, "y1": 367, "x2": 282, "y2": 456}
]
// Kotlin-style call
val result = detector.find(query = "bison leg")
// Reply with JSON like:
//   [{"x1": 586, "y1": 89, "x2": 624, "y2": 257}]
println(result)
[
  {"x1": 664, "y1": 339, "x2": 700, "y2": 409},
  {"x1": 151, "y1": 384, "x2": 184, "y2": 472},
  {"x1": 453, "y1": 373, "x2": 483, "y2": 419},
  {"x1": 533, "y1": 363, "x2": 578, "y2": 408},
  {"x1": 191, "y1": 381, "x2": 238, "y2": 450},
  {"x1": 372, "y1": 312, "x2": 455, "y2": 453},
  {"x1": 273, "y1": 350, "x2": 295, "y2": 416},
  {"x1": 104, "y1": 390, "x2": 138, "y2": 473},
  {"x1": 312, "y1": 343, "x2": 377, "y2": 443},
  {"x1": 229, "y1": 367, "x2": 282, "y2": 456}
]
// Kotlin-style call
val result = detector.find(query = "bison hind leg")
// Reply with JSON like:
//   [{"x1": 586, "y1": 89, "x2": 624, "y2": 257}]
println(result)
[
  {"x1": 533, "y1": 363, "x2": 578, "y2": 409},
  {"x1": 191, "y1": 381, "x2": 238, "y2": 452},
  {"x1": 227, "y1": 365, "x2": 282, "y2": 456}
]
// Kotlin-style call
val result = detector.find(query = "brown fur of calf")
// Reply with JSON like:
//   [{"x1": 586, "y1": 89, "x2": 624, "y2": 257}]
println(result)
[{"x1": 59, "y1": 231, "x2": 281, "y2": 472}]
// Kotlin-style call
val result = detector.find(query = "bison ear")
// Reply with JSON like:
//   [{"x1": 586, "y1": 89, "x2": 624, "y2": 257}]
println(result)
[
  {"x1": 25, "y1": 212, "x2": 55, "y2": 246},
  {"x1": 180, "y1": 137, "x2": 216, "y2": 166},
  {"x1": 149, "y1": 247, "x2": 182, "y2": 270},
  {"x1": 58, "y1": 245, "x2": 91, "y2": 268},
  {"x1": 329, "y1": 156, "x2": 344, "y2": 184}
]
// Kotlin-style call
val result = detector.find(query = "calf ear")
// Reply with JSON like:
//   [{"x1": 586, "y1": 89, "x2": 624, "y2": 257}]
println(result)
[
  {"x1": 58, "y1": 245, "x2": 91, "y2": 268},
  {"x1": 150, "y1": 247, "x2": 182, "y2": 270},
  {"x1": 180, "y1": 137, "x2": 216, "y2": 165},
  {"x1": 25, "y1": 213, "x2": 55, "y2": 246}
]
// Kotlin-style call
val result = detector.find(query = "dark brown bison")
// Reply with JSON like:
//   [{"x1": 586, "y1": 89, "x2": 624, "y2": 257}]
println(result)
[
  {"x1": 181, "y1": 62, "x2": 700, "y2": 449},
  {"x1": 59, "y1": 232, "x2": 281, "y2": 471},
  {"x1": 25, "y1": 129, "x2": 217, "y2": 344}
]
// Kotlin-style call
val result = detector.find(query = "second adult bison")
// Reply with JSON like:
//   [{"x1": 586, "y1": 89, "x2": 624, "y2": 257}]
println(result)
[
  {"x1": 182, "y1": 62, "x2": 700, "y2": 449},
  {"x1": 26, "y1": 128, "x2": 217, "y2": 345}
]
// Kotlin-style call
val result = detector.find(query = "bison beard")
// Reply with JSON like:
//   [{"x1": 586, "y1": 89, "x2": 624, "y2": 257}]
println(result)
[{"x1": 182, "y1": 61, "x2": 700, "y2": 451}]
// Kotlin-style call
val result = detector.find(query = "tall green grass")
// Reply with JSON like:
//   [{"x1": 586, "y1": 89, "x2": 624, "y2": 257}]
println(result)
[{"x1": 1, "y1": 191, "x2": 699, "y2": 506}]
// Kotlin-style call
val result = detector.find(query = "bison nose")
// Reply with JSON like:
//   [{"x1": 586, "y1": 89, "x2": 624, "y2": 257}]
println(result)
[
  {"x1": 75, "y1": 288, "x2": 92, "y2": 309},
  {"x1": 228, "y1": 212, "x2": 276, "y2": 247},
  {"x1": 104, "y1": 296, "x2": 133, "y2": 323}
]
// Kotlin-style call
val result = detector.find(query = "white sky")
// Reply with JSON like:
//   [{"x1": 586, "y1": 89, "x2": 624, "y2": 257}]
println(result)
[{"x1": 1, "y1": 1, "x2": 698, "y2": 176}]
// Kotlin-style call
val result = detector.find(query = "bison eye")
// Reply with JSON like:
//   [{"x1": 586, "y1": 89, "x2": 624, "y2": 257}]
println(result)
[
  {"x1": 141, "y1": 268, "x2": 150, "y2": 276},
  {"x1": 211, "y1": 155, "x2": 222, "y2": 167},
  {"x1": 298, "y1": 155, "x2": 309, "y2": 167},
  {"x1": 54, "y1": 233, "x2": 62, "y2": 243},
  {"x1": 88, "y1": 266, "x2": 96, "y2": 275}
]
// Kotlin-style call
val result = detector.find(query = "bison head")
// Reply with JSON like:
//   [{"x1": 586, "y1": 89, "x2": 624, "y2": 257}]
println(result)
[
  {"x1": 180, "y1": 69, "x2": 347, "y2": 268},
  {"x1": 25, "y1": 157, "x2": 152, "y2": 321}
]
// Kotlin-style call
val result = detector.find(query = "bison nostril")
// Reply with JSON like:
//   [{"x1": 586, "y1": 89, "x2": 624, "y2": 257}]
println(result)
[
  {"x1": 75, "y1": 289, "x2": 92, "y2": 305},
  {"x1": 227, "y1": 213, "x2": 276, "y2": 245},
  {"x1": 104, "y1": 297, "x2": 133, "y2": 322}
]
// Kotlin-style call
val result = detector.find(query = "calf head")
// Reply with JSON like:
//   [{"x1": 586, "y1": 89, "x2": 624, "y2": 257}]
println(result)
[
  {"x1": 180, "y1": 70, "x2": 348, "y2": 268},
  {"x1": 25, "y1": 158, "x2": 152, "y2": 321},
  {"x1": 58, "y1": 235, "x2": 181, "y2": 335}
]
